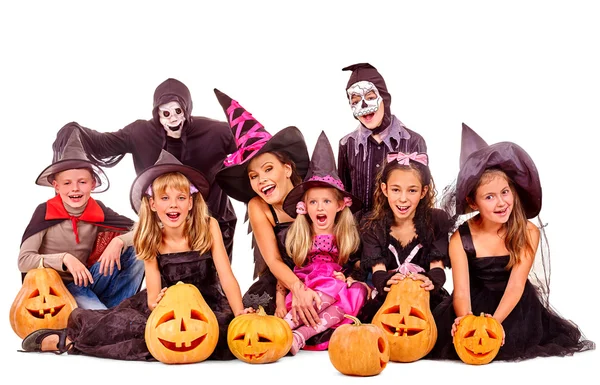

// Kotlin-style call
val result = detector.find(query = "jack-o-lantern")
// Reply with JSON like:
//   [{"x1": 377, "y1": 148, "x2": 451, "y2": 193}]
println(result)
[
  {"x1": 10, "y1": 259, "x2": 78, "y2": 338},
  {"x1": 328, "y1": 315, "x2": 390, "y2": 377},
  {"x1": 227, "y1": 306, "x2": 292, "y2": 364},
  {"x1": 453, "y1": 313, "x2": 503, "y2": 365},
  {"x1": 145, "y1": 281, "x2": 219, "y2": 364},
  {"x1": 372, "y1": 278, "x2": 437, "y2": 362}
]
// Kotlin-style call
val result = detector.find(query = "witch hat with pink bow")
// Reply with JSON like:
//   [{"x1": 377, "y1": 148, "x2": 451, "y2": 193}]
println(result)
[
  {"x1": 283, "y1": 131, "x2": 362, "y2": 218},
  {"x1": 213, "y1": 89, "x2": 309, "y2": 203},
  {"x1": 456, "y1": 123, "x2": 542, "y2": 218}
]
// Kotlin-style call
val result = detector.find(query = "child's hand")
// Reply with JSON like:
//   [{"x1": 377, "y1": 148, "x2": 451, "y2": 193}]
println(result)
[
  {"x1": 485, "y1": 313, "x2": 505, "y2": 346},
  {"x1": 98, "y1": 237, "x2": 124, "y2": 276},
  {"x1": 275, "y1": 305, "x2": 288, "y2": 319},
  {"x1": 63, "y1": 253, "x2": 94, "y2": 287},
  {"x1": 451, "y1": 312, "x2": 473, "y2": 337},
  {"x1": 333, "y1": 271, "x2": 346, "y2": 281},
  {"x1": 408, "y1": 272, "x2": 434, "y2": 291},
  {"x1": 383, "y1": 273, "x2": 405, "y2": 291},
  {"x1": 151, "y1": 287, "x2": 168, "y2": 309},
  {"x1": 347, "y1": 277, "x2": 373, "y2": 298},
  {"x1": 235, "y1": 307, "x2": 256, "y2": 316}
]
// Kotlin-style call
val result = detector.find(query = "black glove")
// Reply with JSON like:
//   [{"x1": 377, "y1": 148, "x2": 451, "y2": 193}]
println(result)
[
  {"x1": 424, "y1": 267, "x2": 446, "y2": 291},
  {"x1": 371, "y1": 270, "x2": 397, "y2": 295}
]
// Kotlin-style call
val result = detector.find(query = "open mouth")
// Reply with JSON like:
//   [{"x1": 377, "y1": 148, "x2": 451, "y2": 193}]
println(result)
[
  {"x1": 316, "y1": 214, "x2": 327, "y2": 224},
  {"x1": 167, "y1": 122, "x2": 183, "y2": 131},
  {"x1": 380, "y1": 323, "x2": 424, "y2": 337},
  {"x1": 166, "y1": 212, "x2": 181, "y2": 221},
  {"x1": 494, "y1": 207, "x2": 509, "y2": 215},
  {"x1": 243, "y1": 352, "x2": 267, "y2": 360},
  {"x1": 395, "y1": 205, "x2": 410, "y2": 215},
  {"x1": 27, "y1": 304, "x2": 65, "y2": 319},
  {"x1": 69, "y1": 194, "x2": 83, "y2": 200},
  {"x1": 158, "y1": 334, "x2": 206, "y2": 352},
  {"x1": 261, "y1": 185, "x2": 275, "y2": 197},
  {"x1": 464, "y1": 347, "x2": 492, "y2": 358}
]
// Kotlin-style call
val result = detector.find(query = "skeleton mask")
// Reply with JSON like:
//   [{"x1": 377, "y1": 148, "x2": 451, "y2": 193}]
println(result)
[
  {"x1": 347, "y1": 81, "x2": 382, "y2": 118},
  {"x1": 158, "y1": 101, "x2": 185, "y2": 138}
]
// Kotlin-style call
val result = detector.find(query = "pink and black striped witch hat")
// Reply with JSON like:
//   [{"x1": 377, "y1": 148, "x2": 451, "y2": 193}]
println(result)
[
  {"x1": 283, "y1": 131, "x2": 362, "y2": 218},
  {"x1": 214, "y1": 89, "x2": 309, "y2": 203}
]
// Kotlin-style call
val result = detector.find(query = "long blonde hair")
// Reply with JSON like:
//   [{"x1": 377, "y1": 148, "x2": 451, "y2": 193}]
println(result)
[
  {"x1": 134, "y1": 172, "x2": 212, "y2": 260},
  {"x1": 285, "y1": 188, "x2": 360, "y2": 267},
  {"x1": 467, "y1": 169, "x2": 535, "y2": 269}
]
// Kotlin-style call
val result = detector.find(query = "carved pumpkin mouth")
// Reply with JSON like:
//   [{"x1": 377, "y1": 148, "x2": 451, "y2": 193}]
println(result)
[
  {"x1": 464, "y1": 347, "x2": 492, "y2": 358},
  {"x1": 26, "y1": 304, "x2": 65, "y2": 319},
  {"x1": 158, "y1": 334, "x2": 206, "y2": 352},
  {"x1": 243, "y1": 352, "x2": 267, "y2": 360},
  {"x1": 380, "y1": 323, "x2": 424, "y2": 337}
]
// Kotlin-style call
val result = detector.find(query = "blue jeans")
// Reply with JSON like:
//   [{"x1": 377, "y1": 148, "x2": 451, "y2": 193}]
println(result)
[{"x1": 66, "y1": 246, "x2": 144, "y2": 310}]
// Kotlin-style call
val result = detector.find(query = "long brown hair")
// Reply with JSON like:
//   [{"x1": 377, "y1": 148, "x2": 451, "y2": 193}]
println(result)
[
  {"x1": 134, "y1": 172, "x2": 212, "y2": 260},
  {"x1": 467, "y1": 169, "x2": 535, "y2": 269},
  {"x1": 285, "y1": 188, "x2": 360, "y2": 267},
  {"x1": 362, "y1": 158, "x2": 436, "y2": 232},
  {"x1": 269, "y1": 150, "x2": 302, "y2": 186}
]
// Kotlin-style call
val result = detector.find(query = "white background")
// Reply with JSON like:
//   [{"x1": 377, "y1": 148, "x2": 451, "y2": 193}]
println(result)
[{"x1": 1, "y1": 1, "x2": 597, "y2": 383}]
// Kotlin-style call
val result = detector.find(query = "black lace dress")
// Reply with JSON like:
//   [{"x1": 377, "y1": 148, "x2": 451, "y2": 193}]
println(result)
[
  {"x1": 427, "y1": 223, "x2": 595, "y2": 361},
  {"x1": 358, "y1": 208, "x2": 453, "y2": 322},
  {"x1": 66, "y1": 251, "x2": 235, "y2": 361}
]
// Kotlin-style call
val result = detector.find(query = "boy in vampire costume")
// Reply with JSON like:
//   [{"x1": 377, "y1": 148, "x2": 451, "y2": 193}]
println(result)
[{"x1": 51, "y1": 78, "x2": 238, "y2": 260}]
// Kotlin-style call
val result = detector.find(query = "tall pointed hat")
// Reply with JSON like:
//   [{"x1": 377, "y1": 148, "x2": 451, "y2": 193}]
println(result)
[
  {"x1": 36, "y1": 128, "x2": 109, "y2": 192},
  {"x1": 456, "y1": 123, "x2": 542, "y2": 218},
  {"x1": 283, "y1": 131, "x2": 362, "y2": 218},
  {"x1": 130, "y1": 150, "x2": 210, "y2": 214},
  {"x1": 214, "y1": 88, "x2": 309, "y2": 203}
]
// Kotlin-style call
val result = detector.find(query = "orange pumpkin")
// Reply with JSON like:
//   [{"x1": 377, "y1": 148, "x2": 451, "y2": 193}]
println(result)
[
  {"x1": 145, "y1": 281, "x2": 219, "y2": 364},
  {"x1": 10, "y1": 258, "x2": 78, "y2": 338},
  {"x1": 227, "y1": 305, "x2": 292, "y2": 364},
  {"x1": 328, "y1": 315, "x2": 390, "y2": 377},
  {"x1": 453, "y1": 313, "x2": 503, "y2": 365},
  {"x1": 372, "y1": 278, "x2": 437, "y2": 362}
]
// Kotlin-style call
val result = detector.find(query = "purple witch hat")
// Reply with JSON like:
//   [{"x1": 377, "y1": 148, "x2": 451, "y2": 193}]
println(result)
[
  {"x1": 456, "y1": 123, "x2": 542, "y2": 218},
  {"x1": 214, "y1": 89, "x2": 309, "y2": 203},
  {"x1": 283, "y1": 131, "x2": 362, "y2": 218}
]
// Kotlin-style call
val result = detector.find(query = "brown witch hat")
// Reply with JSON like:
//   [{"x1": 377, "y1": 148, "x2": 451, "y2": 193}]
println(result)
[{"x1": 456, "y1": 123, "x2": 542, "y2": 218}]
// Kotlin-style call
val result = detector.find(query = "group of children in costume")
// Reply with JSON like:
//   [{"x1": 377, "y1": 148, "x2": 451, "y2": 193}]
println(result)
[{"x1": 16, "y1": 63, "x2": 595, "y2": 362}]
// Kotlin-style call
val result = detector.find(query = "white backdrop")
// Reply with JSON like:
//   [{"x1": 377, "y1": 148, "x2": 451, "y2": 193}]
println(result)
[{"x1": 1, "y1": 1, "x2": 597, "y2": 383}]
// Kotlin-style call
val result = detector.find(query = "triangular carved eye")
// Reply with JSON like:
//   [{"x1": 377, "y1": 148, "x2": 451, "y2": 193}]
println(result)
[
  {"x1": 258, "y1": 335, "x2": 272, "y2": 343},
  {"x1": 49, "y1": 286, "x2": 60, "y2": 296},
  {"x1": 383, "y1": 305, "x2": 400, "y2": 314},
  {"x1": 409, "y1": 307, "x2": 426, "y2": 320},
  {"x1": 190, "y1": 309, "x2": 208, "y2": 322},
  {"x1": 28, "y1": 289, "x2": 40, "y2": 299},
  {"x1": 156, "y1": 310, "x2": 175, "y2": 326},
  {"x1": 486, "y1": 329, "x2": 498, "y2": 339},
  {"x1": 464, "y1": 329, "x2": 476, "y2": 338},
  {"x1": 233, "y1": 333, "x2": 245, "y2": 341}
]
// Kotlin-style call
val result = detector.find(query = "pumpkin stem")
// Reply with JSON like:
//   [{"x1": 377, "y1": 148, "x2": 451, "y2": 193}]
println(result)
[
  {"x1": 480, "y1": 312, "x2": 485, "y2": 317},
  {"x1": 176, "y1": 281, "x2": 184, "y2": 285},
  {"x1": 257, "y1": 306, "x2": 267, "y2": 316},
  {"x1": 38, "y1": 258, "x2": 44, "y2": 269},
  {"x1": 343, "y1": 314, "x2": 361, "y2": 326}
]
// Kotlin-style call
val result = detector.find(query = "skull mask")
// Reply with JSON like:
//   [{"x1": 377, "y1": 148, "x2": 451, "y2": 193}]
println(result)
[
  {"x1": 347, "y1": 81, "x2": 382, "y2": 118},
  {"x1": 158, "y1": 101, "x2": 186, "y2": 139}
]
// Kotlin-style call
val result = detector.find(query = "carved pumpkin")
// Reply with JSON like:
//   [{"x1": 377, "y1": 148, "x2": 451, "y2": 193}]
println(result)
[
  {"x1": 227, "y1": 305, "x2": 292, "y2": 364},
  {"x1": 371, "y1": 278, "x2": 437, "y2": 362},
  {"x1": 328, "y1": 315, "x2": 390, "y2": 377},
  {"x1": 453, "y1": 313, "x2": 503, "y2": 365},
  {"x1": 10, "y1": 259, "x2": 78, "y2": 338},
  {"x1": 145, "y1": 281, "x2": 219, "y2": 364}
]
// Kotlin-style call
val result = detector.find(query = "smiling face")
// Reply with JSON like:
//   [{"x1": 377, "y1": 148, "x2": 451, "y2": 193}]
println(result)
[
  {"x1": 348, "y1": 80, "x2": 385, "y2": 129},
  {"x1": 247, "y1": 152, "x2": 294, "y2": 205},
  {"x1": 469, "y1": 172, "x2": 514, "y2": 225},
  {"x1": 149, "y1": 186, "x2": 193, "y2": 229},
  {"x1": 304, "y1": 187, "x2": 344, "y2": 235},
  {"x1": 381, "y1": 169, "x2": 427, "y2": 223},
  {"x1": 52, "y1": 168, "x2": 96, "y2": 209}
]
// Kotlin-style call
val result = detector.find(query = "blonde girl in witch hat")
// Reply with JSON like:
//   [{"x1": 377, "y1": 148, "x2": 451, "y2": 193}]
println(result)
[
  {"x1": 428, "y1": 124, "x2": 595, "y2": 361},
  {"x1": 280, "y1": 131, "x2": 369, "y2": 355}
]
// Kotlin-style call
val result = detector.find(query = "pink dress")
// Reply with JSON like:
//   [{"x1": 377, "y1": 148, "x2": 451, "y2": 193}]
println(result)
[{"x1": 285, "y1": 234, "x2": 367, "y2": 325}]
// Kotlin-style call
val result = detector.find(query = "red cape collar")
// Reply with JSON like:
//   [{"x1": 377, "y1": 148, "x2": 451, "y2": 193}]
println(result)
[{"x1": 45, "y1": 195, "x2": 105, "y2": 222}]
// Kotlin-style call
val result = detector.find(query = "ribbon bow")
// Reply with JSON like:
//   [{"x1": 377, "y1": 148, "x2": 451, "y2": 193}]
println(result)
[
  {"x1": 386, "y1": 152, "x2": 428, "y2": 166},
  {"x1": 389, "y1": 244, "x2": 425, "y2": 275}
]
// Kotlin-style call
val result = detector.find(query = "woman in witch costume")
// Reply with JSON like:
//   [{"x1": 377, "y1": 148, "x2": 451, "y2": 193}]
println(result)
[
  {"x1": 20, "y1": 151, "x2": 252, "y2": 360},
  {"x1": 428, "y1": 123, "x2": 595, "y2": 361},
  {"x1": 213, "y1": 89, "x2": 333, "y2": 332}
]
